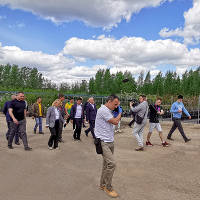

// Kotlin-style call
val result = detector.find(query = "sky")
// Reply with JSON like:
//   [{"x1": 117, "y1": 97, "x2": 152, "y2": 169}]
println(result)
[{"x1": 0, "y1": 0, "x2": 200, "y2": 84}]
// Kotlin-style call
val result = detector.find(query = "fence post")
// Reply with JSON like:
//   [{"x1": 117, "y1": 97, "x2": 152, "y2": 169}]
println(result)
[{"x1": 198, "y1": 95, "x2": 200, "y2": 124}]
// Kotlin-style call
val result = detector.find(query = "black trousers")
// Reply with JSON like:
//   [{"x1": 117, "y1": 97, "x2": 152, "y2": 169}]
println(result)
[
  {"x1": 48, "y1": 120, "x2": 60, "y2": 148},
  {"x1": 73, "y1": 118, "x2": 82, "y2": 140},
  {"x1": 58, "y1": 120, "x2": 63, "y2": 140},
  {"x1": 168, "y1": 118, "x2": 188, "y2": 141},
  {"x1": 85, "y1": 120, "x2": 96, "y2": 138}
]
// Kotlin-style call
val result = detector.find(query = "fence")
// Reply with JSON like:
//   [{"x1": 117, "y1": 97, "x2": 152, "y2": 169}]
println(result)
[{"x1": 0, "y1": 91, "x2": 199, "y2": 124}]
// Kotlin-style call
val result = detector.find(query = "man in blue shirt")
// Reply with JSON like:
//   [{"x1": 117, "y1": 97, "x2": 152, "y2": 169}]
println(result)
[{"x1": 167, "y1": 95, "x2": 191, "y2": 142}]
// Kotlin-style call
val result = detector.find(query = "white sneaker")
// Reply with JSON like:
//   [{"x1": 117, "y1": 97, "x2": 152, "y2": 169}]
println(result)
[
  {"x1": 48, "y1": 146, "x2": 53, "y2": 150},
  {"x1": 118, "y1": 129, "x2": 122, "y2": 133},
  {"x1": 54, "y1": 147, "x2": 60, "y2": 150}
]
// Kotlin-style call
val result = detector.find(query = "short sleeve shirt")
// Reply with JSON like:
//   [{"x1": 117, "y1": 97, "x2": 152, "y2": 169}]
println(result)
[
  {"x1": 9, "y1": 99, "x2": 26, "y2": 121},
  {"x1": 94, "y1": 105, "x2": 114, "y2": 142}
]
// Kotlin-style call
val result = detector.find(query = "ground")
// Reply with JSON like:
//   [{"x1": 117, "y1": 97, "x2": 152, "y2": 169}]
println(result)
[{"x1": 0, "y1": 114, "x2": 199, "y2": 200}]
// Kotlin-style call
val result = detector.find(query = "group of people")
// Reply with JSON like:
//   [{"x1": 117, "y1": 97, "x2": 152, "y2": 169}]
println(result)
[{"x1": 2, "y1": 92, "x2": 192, "y2": 198}]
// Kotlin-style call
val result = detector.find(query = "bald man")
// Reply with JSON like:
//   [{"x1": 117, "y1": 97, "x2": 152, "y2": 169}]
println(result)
[{"x1": 85, "y1": 97, "x2": 97, "y2": 139}]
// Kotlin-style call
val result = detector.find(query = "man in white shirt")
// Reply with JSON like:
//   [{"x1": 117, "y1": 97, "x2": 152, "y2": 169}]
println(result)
[
  {"x1": 95, "y1": 95, "x2": 122, "y2": 198},
  {"x1": 70, "y1": 97, "x2": 84, "y2": 141}
]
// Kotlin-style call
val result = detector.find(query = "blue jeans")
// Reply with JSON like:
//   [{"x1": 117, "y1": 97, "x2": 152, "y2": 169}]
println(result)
[{"x1": 34, "y1": 117, "x2": 43, "y2": 133}]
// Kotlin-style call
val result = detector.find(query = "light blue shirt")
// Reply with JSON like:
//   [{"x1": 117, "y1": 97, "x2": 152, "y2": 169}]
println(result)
[{"x1": 170, "y1": 101, "x2": 190, "y2": 119}]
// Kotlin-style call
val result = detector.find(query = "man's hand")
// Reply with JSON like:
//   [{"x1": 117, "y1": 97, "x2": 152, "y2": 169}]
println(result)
[
  {"x1": 70, "y1": 120, "x2": 73, "y2": 124},
  {"x1": 178, "y1": 109, "x2": 182, "y2": 113},
  {"x1": 32, "y1": 116, "x2": 34, "y2": 119},
  {"x1": 13, "y1": 118, "x2": 18, "y2": 125},
  {"x1": 188, "y1": 116, "x2": 192, "y2": 120},
  {"x1": 129, "y1": 102, "x2": 133, "y2": 107},
  {"x1": 46, "y1": 125, "x2": 49, "y2": 128}
]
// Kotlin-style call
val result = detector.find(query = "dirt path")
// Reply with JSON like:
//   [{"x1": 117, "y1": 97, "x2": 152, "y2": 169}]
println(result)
[{"x1": 0, "y1": 115, "x2": 199, "y2": 200}]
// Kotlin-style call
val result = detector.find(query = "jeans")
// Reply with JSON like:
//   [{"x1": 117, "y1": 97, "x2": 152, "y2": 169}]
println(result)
[
  {"x1": 6, "y1": 121, "x2": 19, "y2": 144},
  {"x1": 85, "y1": 120, "x2": 96, "y2": 138},
  {"x1": 8, "y1": 119, "x2": 28, "y2": 148},
  {"x1": 133, "y1": 121, "x2": 147, "y2": 147},
  {"x1": 34, "y1": 117, "x2": 43, "y2": 133}
]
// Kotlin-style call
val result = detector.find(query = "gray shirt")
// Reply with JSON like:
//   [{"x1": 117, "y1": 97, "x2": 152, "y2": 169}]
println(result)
[
  {"x1": 131, "y1": 101, "x2": 148, "y2": 123},
  {"x1": 94, "y1": 105, "x2": 114, "y2": 142}
]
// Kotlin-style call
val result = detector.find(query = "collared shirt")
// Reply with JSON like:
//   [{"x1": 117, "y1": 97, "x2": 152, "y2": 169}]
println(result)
[
  {"x1": 54, "y1": 107, "x2": 60, "y2": 120},
  {"x1": 38, "y1": 103, "x2": 42, "y2": 117},
  {"x1": 94, "y1": 105, "x2": 114, "y2": 143},
  {"x1": 90, "y1": 103, "x2": 94, "y2": 109},
  {"x1": 75, "y1": 104, "x2": 82, "y2": 118}
]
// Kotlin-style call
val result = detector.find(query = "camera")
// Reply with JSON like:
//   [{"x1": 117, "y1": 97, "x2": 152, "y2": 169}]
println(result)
[{"x1": 129, "y1": 99, "x2": 139, "y2": 107}]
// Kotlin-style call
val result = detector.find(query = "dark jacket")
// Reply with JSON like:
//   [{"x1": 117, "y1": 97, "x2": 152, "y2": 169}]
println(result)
[
  {"x1": 3, "y1": 101, "x2": 12, "y2": 121},
  {"x1": 32, "y1": 102, "x2": 45, "y2": 118},
  {"x1": 70, "y1": 103, "x2": 85, "y2": 120},
  {"x1": 86, "y1": 103, "x2": 97, "y2": 122}
]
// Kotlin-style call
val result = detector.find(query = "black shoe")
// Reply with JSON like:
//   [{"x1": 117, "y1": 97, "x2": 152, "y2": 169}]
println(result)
[
  {"x1": 85, "y1": 130, "x2": 88, "y2": 137},
  {"x1": 15, "y1": 142, "x2": 20, "y2": 145},
  {"x1": 24, "y1": 147, "x2": 32, "y2": 151},
  {"x1": 185, "y1": 138, "x2": 191, "y2": 143},
  {"x1": 39, "y1": 132, "x2": 44, "y2": 134},
  {"x1": 128, "y1": 124, "x2": 132, "y2": 128},
  {"x1": 167, "y1": 137, "x2": 174, "y2": 141},
  {"x1": 59, "y1": 139, "x2": 64, "y2": 143},
  {"x1": 8, "y1": 145, "x2": 13, "y2": 149}
]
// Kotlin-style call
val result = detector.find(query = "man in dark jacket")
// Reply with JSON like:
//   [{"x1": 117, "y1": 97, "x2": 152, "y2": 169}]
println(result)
[
  {"x1": 3, "y1": 94, "x2": 20, "y2": 145},
  {"x1": 85, "y1": 97, "x2": 97, "y2": 138},
  {"x1": 70, "y1": 97, "x2": 85, "y2": 141}
]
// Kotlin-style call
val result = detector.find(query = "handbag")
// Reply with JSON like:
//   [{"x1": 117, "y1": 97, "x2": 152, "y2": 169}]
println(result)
[
  {"x1": 94, "y1": 138, "x2": 103, "y2": 154},
  {"x1": 135, "y1": 106, "x2": 148, "y2": 124}
]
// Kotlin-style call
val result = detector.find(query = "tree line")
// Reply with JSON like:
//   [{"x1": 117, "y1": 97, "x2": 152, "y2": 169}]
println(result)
[{"x1": 0, "y1": 64, "x2": 199, "y2": 96}]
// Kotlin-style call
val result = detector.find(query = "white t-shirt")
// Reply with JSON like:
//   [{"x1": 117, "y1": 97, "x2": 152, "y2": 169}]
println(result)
[
  {"x1": 75, "y1": 105, "x2": 82, "y2": 118},
  {"x1": 94, "y1": 105, "x2": 114, "y2": 142}
]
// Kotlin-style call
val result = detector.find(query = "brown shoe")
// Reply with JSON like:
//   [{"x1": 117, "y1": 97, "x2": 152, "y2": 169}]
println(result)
[
  {"x1": 104, "y1": 188, "x2": 119, "y2": 198},
  {"x1": 135, "y1": 147, "x2": 144, "y2": 151},
  {"x1": 99, "y1": 185, "x2": 106, "y2": 190}
]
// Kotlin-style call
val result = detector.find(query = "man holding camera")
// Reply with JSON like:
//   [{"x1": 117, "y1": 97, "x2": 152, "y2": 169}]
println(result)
[
  {"x1": 95, "y1": 95, "x2": 122, "y2": 198},
  {"x1": 130, "y1": 95, "x2": 148, "y2": 151}
]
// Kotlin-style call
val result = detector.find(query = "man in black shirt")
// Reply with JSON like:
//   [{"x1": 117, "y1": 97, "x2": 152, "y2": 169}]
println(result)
[
  {"x1": 8, "y1": 92, "x2": 32, "y2": 151},
  {"x1": 146, "y1": 97, "x2": 169, "y2": 147}
]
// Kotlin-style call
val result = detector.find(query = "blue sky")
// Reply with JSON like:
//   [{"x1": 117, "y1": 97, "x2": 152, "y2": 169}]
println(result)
[{"x1": 0, "y1": 0, "x2": 199, "y2": 83}]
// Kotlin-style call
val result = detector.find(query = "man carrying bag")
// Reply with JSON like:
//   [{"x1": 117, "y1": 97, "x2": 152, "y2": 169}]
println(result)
[
  {"x1": 94, "y1": 95, "x2": 122, "y2": 198},
  {"x1": 130, "y1": 95, "x2": 148, "y2": 151}
]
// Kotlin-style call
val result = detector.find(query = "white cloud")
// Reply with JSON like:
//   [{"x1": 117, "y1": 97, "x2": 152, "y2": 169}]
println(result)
[
  {"x1": 63, "y1": 36, "x2": 200, "y2": 70},
  {"x1": 1, "y1": 35, "x2": 200, "y2": 84},
  {"x1": 0, "y1": 0, "x2": 173, "y2": 29},
  {"x1": 160, "y1": 0, "x2": 200, "y2": 45}
]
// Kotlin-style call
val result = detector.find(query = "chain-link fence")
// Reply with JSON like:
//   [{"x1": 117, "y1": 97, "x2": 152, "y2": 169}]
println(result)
[{"x1": 0, "y1": 91, "x2": 199, "y2": 124}]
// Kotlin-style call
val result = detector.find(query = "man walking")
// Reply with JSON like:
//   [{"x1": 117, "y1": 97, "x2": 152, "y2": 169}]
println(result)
[
  {"x1": 3, "y1": 94, "x2": 20, "y2": 145},
  {"x1": 32, "y1": 97, "x2": 45, "y2": 134},
  {"x1": 167, "y1": 95, "x2": 191, "y2": 142},
  {"x1": 58, "y1": 94, "x2": 65, "y2": 142},
  {"x1": 8, "y1": 92, "x2": 32, "y2": 150},
  {"x1": 146, "y1": 97, "x2": 169, "y2": 147},
  {"x1": 70, "y1": 97, "x2": 84, "y2": 141},
  {"x1": 130, "y1": 95, "x2": 148, "y2": 151},
  {"x1": 95, "y1": 94, "x2": 122, "y2": 198},
  {"x1": 85, "y1": 97, "x2": 97, "y2": 138},
  {"x1": 65, "y1": 97, "x2": 74, "y2": 124}
]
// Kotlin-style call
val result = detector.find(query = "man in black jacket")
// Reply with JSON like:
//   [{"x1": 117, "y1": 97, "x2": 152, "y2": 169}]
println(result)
[
  {"x1": 146, "y1": 97, "x2": 169, "y2": 147},
  {"x1": 70, "y1": 97, "x2": 85, "y2": 141},
  {"x1": 85, "y1": 97, "x2": 97, "y2": 138}
]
